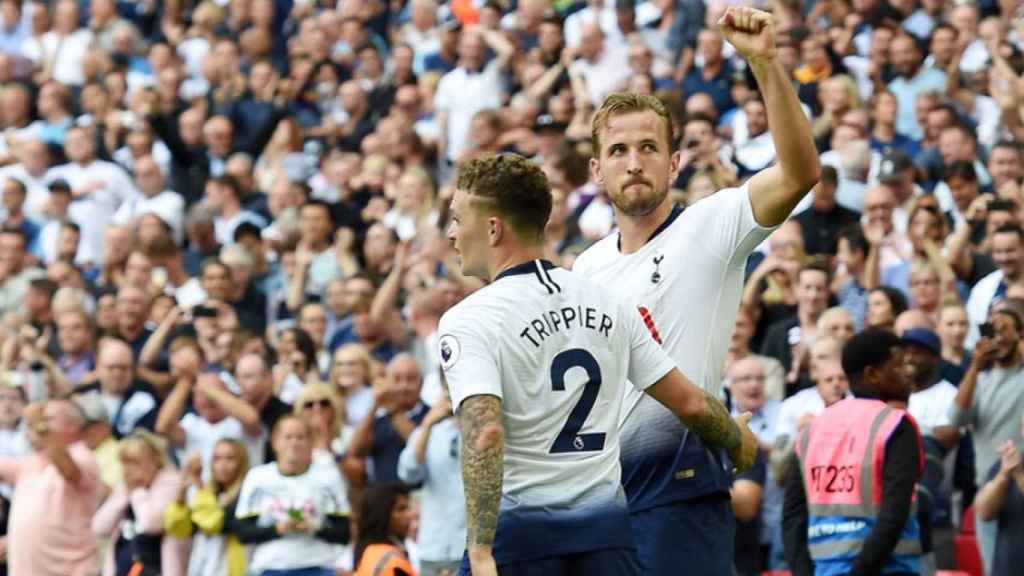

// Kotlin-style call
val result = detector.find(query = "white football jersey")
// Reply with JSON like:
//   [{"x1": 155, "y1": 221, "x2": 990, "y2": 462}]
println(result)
[
  {"x1": 438, "y1": 259, "x2": 674, "y2": 561},
  {"x1": 573, "y1": 184, "x2": 775, "y2": 508}
]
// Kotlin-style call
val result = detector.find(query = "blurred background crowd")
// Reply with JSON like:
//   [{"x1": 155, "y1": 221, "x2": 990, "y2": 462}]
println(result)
[{"x1": 0, "y1": 0, "x2": 1023, "y2": 574}]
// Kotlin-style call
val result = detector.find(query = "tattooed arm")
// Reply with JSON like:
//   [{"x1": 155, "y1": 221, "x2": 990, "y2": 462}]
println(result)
[
  {"x1": 459, "y1": 394, "x2": 504, "y2": 576},
  {"x1": 646, "y1": 370, "x2": 759, "y2": 472}
]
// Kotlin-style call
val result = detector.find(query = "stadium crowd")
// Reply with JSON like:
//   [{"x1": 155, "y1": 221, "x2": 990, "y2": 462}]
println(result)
[{"x1": 0, "y1": 0, "x2": 1022, "y2": 574}]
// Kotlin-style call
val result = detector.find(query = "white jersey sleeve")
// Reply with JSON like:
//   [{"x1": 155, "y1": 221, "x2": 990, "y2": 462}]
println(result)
[
  {"x1": 437, "y1": 304, "x2": 503, "y2": 411},
  {"x1": 623, "y1": 300, "x2": 676, "y2": 391},
  {"x1": 683, "y1": 183, "x2": 776, "y2": 263}
]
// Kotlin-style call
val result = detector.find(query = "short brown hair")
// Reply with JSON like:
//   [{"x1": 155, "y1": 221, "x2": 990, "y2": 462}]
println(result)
[
  {"x1": 591, "y1": 92, "x2": 674, "y2": 155},
  {"x1": 456, "y1": 153, "x2": 551, "y2": 242}
]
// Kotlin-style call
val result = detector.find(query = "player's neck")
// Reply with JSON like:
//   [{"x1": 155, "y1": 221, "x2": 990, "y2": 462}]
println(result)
[
  {"x1": 489, "y1": 245, "x2": 547, "y2": 282},
  {"x1": 617, "y1": 199, "x2": 674, "y2": 255}
]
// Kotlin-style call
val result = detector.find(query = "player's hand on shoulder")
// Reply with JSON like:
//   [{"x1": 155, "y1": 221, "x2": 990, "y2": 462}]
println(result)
[{"x1": 731, "y1": 412, "x2": 759, "y2": 474}]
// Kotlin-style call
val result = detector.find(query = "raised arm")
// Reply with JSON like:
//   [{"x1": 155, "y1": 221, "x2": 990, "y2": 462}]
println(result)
[
  {"x1": 976, "y1": 440, "x2": 1024, "y2": 521},
  {"x1": 946, "y1": 197, "x2": 985, "y2": 280},
  {"x1": 645, "y1": 369, "x2": 758, "y2": 472},
  {"x1": 40, "y1": 430, "x2": 82, "y2": 483},
  {"x1": 478, "y1": 27, "x2": 515, "y2": 68},
  {"x1": 460, "y1": 394, "x2": 504, "y2": 576},
  {"x1": 369, "y1": 243, "x2": 412, "y2": 347},
  {"x1": 139, "y1": 307, "x2": 183, "y2": 368},
  {"x1": 863, "y1": 222, "x2": 884, "y2": 290},
  {"x1": 286, "y1": 250, "x2": 313, "y2": 313},
  {"x1": 720, "y1": 8, "x2": 820, "y2": 226},
  {"x1": 197, "y1": 378, "x2": 262, "y2": 437},
  {"x1": 154, "y1": 377, "x2": 191, "y2": 448},
  {"x1": 952, "y1": 337, "x2": 995, "y2": 424}
]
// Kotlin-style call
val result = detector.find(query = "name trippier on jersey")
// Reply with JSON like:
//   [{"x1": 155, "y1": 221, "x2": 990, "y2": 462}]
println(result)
[{"x1": 519, "y1": 305, "x2": 614, "y2": 348}]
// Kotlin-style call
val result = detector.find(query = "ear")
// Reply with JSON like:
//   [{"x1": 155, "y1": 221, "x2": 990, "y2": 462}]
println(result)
[
  {"x1": 589, "y1": 156, "x2": 603, "y2": 186},
  {"x1": 487, "y1": 216, "x2": 503, "y2": 247},
  {"x1": 668, "y1": 148, "x2": 683, "y2": 181}
]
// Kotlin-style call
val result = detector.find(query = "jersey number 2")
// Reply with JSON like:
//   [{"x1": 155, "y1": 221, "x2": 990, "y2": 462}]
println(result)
[{"x1": 549, "y1": 349, "x2": 605, "y2": 454}]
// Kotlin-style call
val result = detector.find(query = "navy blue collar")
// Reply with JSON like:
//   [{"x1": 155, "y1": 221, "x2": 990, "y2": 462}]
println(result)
[
  {"x1": 618, "y1": 203, "x2": 684, "y2": 252},
  {"x1": 494, "y1": 259, "x2": 556, "y2": 282}
]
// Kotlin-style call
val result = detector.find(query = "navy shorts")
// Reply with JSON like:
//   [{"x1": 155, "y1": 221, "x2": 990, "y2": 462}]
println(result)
[
  {"x1": 458, "y1": 547, "x2": 640, "y2": 576},
  {"x1": 629, "y1": 494, "x2": 734, "y2": 576}
]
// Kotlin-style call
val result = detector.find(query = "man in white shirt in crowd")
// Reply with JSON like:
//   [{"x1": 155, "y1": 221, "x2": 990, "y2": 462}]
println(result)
[
  {"x1": 571, "y1": 21, "x2": 630, "y2": 108},
  {"x1": 111, "y1": 155, "x2": 185, "y2": 242},
  {"x1": 967, "y1": 224, "x2": 1024, "y2": 347},
  {"x1": 39, "y1": 0, "x2": 93, "y2": 87},
  {"x1": 0, "y1": 138, "x2": 52, "y2": 219},
  {"x1": 46, "y1": 125, "x2": 139, "y2": 264},
  {"x1": 155, "y1": 348, "x2": 264, "y2": 470},
  {"x1": 734, "y1": 98, "x2": 777, "y2": 175},
  {"x1": 435, "y1": 25, "x2": 513, "y2": 167},
  {"x1": 205, "y1": 175, "x2": 266, "y2": 246},
  {"x1": 773, "y1": 361, "x2": 850, "y2": 460},
  {"x1": 903, "y1": 328, "x2": 959, "y2": 449}
]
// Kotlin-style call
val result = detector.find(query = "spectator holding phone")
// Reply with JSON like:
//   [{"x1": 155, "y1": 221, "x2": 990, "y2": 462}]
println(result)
[{"x1": 950, "y1": 308, "x2": 1024, "y2": 572}]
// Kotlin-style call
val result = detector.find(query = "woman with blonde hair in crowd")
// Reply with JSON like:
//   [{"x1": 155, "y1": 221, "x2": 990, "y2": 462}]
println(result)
[
  {"x1": 294, "y1": 382, "x2": 350, "y2": 465},
  {"x1": 93, "y1": 430, "x2": 188, "y2": 576},
  {"x1": 329, "y1": 343, "x2": 376, "y2": 426},
  {"x1": 165, "y1": 438, "x2": 251, "y2": 576}
]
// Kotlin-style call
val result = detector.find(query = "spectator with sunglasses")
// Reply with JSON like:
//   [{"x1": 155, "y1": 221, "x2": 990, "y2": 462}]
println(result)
[
  {"x1": 398, "y1": 389, "x2": 464, "y2": 576},
  {"x1": 294, "y1": 383, "x2": 351, "y2": 467}
]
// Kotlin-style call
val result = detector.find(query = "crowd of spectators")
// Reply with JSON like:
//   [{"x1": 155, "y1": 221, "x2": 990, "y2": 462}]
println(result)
[{"x1": 0, "y1": 0, "x2": 1023, "y2": 574}]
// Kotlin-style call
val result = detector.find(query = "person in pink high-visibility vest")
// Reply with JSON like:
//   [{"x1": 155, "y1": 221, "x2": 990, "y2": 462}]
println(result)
[{"x1": 783, "y1": 329, "x2": 924, "y2": 576}]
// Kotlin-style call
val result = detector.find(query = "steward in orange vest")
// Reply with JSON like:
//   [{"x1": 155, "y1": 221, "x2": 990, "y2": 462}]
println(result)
[
  {"x1": 354, "y1": 543, "x2": 416, "y2": 576},
  {"x1": 354, "y1": 484, "x2": 416, "y2": 576},
  {"x1": 783, "y1": 329, "x2": 924, "y2": 576}
]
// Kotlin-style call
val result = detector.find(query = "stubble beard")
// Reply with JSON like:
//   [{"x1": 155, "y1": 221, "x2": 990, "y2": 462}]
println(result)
[{"x1": 610, "y1": 183, "x2": 668, "y2": 218}]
